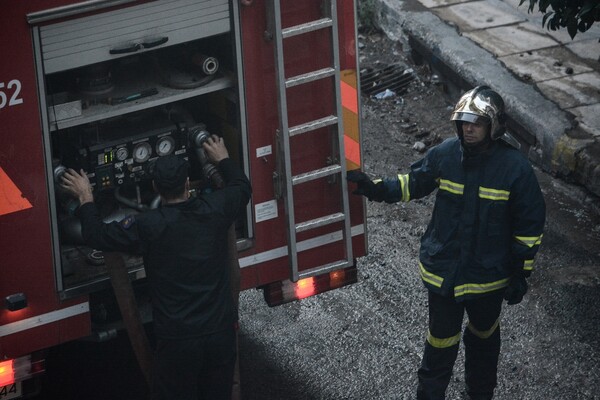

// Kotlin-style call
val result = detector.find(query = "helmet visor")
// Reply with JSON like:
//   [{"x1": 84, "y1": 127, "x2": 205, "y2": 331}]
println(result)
[{"x1": 452, "y1": 112, "x2": 490, "y2": 125}]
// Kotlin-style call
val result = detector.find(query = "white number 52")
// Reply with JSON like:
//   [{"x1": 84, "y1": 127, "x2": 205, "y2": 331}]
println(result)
[{"x1": 0, "y1": 80, "x2": 24, "y2": 109}]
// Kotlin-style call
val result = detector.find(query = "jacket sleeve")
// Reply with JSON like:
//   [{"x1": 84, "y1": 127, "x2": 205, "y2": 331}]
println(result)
[
  {"x1": 78, "y1": 203, "x2": 142, "y2": 253},
  {"x1": 509, "y1": 164, "x2": 546, "y2": 277},
  {"x1": 206, "y1": 158, "x2": 252, "y2": 220},
  {"x1": 372, "y1": 148, "x2": 440, "y2": 203}
]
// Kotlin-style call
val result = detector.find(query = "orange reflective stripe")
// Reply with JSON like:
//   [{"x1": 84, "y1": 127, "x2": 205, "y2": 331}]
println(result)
[
  {"x1": 0, "y1": 166, "x2": 32, "y2": 216},
  {"x1": 344, "y1": 135, "x2": 360, "y2": 167},
  {"x1": 341, "y1": 80, "x2": 358, "y2": 114},
  {"x1": 341, "y1": 70, "x2": 360, "y2": 169}
]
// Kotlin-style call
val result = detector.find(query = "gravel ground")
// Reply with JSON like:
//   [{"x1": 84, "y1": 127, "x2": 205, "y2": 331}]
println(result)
[{"x1": 237, "y1": 32, "x2": 600, "y2": 400}]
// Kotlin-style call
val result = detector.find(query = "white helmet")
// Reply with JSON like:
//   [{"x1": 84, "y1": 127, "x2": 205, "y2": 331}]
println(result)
[{"x1": 451, "y1": 86, "x2": 506, "y2": 140}]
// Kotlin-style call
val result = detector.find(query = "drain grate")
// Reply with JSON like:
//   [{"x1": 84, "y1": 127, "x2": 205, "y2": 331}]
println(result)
[{"x1": 360, "y1": 64, "x2": 416, "y2": 97}]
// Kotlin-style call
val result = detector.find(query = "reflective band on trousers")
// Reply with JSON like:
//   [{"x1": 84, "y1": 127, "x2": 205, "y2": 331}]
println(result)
[
  {"x1": 467, "y1": 318, "x2": 500, "y2": 339},
  {"x1": 427, "y1": 330, "x2": 461, "y2": 348},
  {"x1": 524, "y1": 259, "x2": 534, "y2": 271}
]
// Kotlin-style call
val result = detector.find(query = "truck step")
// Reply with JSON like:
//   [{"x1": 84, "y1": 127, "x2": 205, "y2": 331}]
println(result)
[
  {"x1": 296, "y1": 212, "x2": 345, "y2": 233},
  {"x1": 282, "y1": 18, "x2": 333, "y2": 39}
]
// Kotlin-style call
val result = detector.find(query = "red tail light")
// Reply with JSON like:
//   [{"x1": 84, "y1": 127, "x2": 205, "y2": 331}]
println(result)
[
  {"x1": 0, "y1": 360, "x2": 14, "y2": 386},
  {"x1": 263, "y1": 266, "x2": 358, "y2": 306}
]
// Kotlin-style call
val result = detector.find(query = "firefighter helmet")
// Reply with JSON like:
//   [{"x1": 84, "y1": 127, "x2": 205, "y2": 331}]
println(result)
[{"x1": 451, "y1": 86, "x2": 506, "y2": 140}]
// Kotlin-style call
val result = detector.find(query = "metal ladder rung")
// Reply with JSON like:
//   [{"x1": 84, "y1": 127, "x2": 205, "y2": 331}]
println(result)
[
  {"x1": 292, "y1": 164, "x2": 341, "y2": 185},
  {"x1": 296, "y1": 212, "x2": 345, "y2": 233},
  {"x1": 282, "y1": 17, "x2": 332, "y2": 38},
  {"x1": 289, "y1": 115, "x2": 338, "y2": 137},
  {"x1": 297, "y1": 259, "x2": 350, "y2": 280},
  {"x1": 286, "y1": 67, "x2": 335, "y2": 88}
]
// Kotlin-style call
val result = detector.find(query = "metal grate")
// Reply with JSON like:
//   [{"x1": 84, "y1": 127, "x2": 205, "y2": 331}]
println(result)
[{"x1": 360, "y1": 64, "x2": 415, "y2": 96}]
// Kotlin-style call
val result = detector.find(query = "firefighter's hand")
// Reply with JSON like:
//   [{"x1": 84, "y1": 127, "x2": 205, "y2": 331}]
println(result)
[
  {"x1": 61, "y1": 168, "x2": 94, "y2": 205},
  {"x1": 347, "y1": 170, "x2": 380, "y2": 201},
  {"x1": 203, "y1": 135, "x2": 229, "y2": 164},
  {"x1": 504, "y1": 275, "x2": 528, "y2": 305}
]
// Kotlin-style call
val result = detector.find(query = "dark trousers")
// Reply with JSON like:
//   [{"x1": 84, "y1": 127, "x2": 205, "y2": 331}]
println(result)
[
  {"x1": 152, "y1": 326, "x2": 236, "y2": 400},
  {"x1": 417, "y1": 291, "x2": 503, "y2": 400}
]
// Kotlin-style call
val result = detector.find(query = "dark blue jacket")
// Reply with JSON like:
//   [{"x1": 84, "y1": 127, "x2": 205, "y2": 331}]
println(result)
[
  {"x1": 78, "y1": 158, "x2": 252, "y2": 338},
  {"x1": 376, "y1": 137, "x2": 545, "y2": 300}
]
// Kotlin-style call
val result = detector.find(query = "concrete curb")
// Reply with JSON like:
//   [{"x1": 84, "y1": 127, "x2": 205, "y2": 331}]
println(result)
[{"x1": 373, "y1": 0, "x2": 600, "y2": 196}]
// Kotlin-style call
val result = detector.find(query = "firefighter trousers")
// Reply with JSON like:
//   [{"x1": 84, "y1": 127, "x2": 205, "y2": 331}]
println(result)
[{"x1": 416, "y1": 290, "x2": 503, "y2": 400}]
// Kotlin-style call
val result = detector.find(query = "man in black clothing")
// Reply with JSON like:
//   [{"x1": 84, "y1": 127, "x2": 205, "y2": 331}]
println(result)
[
  {"x1": 61, "y1": 135, "x2": 252, "y2": 400},
  {"x1": 348, "y1": 87, "x2": 545, "y2": 399}
]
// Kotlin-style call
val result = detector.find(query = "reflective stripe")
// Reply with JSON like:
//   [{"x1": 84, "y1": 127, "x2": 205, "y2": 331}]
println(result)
[
  {"x1": 419, "y1": 262, "x2": 444, "y2": 288},
  {"x1": 439, "y1": 179, "x2": 464, "y2": 195},
  {"x1": 0, "y1": 166, "x2": 33, "y2": 216},
  {"x1": 239, "y1": 224, "x2": 364, "y2": 268},
  {"x1": 344, "y1": 135, "x2": 361, "y2": 167},
  {"x1": 479, "y1": 186, "x2": 510, "y2": 201},
  {"x1": 0, "y1": 303, "x2": 89, "y2": 337},
  {"x1": 467, "y1": 318, "x2": 499, "y2": 339},
  {"x1": 514, "y1": 234, "x2": 543, "y2": 248},
  {"x1": 523, "y1": 259, "x2": 534, "y2": 271},
  {"x1": 398, "y1": 173, "x2": 410, "y2": 202},
  {"x1": 454, "y1": 278, "x2": 510, "y2": 297},
  {"x1": 427, "y1": 330, "x2": 461, "y2": 348},
  {"x1": 341, "y1": 79, "x2": 358, "y2": 114},
  {"x1": 341, "y1": 70, "x2": 361, "y2": 170}
]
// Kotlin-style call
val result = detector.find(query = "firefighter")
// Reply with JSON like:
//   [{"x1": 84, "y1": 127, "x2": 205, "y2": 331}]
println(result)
[
  {"x1": 347, "y1": 86, "x2": 545, "y2": 399},
  {"x1": 60, "y1": 135, "x2": 252, "y2": 400}
]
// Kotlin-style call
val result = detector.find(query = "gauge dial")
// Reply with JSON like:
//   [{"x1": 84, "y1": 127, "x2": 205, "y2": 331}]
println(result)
[
  {"x1": 115, "y1": 147, "x2": 129, "y2": 161},
  {"x1": 156, "y1": 136, "x2": 175, "y2": 157},
  {"x1": 133, "y1": 142, "x2": 152, "y2": 163}
]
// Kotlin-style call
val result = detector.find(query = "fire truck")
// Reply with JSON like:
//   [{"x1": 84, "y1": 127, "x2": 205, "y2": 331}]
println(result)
[{"x1": 0, "y1": 0, "x2": 366, "y2": 397}]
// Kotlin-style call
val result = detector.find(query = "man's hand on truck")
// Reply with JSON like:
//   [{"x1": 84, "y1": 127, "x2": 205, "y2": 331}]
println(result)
[{"x1": 61, "y1": 169, "x2": 94, "y2": 205}]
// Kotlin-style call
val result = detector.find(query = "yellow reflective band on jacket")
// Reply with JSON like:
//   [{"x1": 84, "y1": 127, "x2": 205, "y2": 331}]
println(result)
[
  {"x1": 454, "y1": 277, "x2": 510, "y2": 298},
  {"x1": 419, "y1": 262, "x2": 444, "y2": 288},
  {"x1": 427, "y1": 330, "x2": 461, "y2": 348},
  {"x1": 523, "y1": 259, "x2": 534, "y2": 271},
  {"x1": 398, "y1": 173, "x2": 410, "y2": 202},
  {"x1": 479, "y1": 186, "x2": 510, "y2": 201},
  {"x1": 439, "y1": 179, "x2": 464, "y2": 195},
  {"x1": 514, "y1": 234, "x2": 543, "y2": 248},
  {"x1": 467, "y1": 318, "x2": 499, "y2": 339}
]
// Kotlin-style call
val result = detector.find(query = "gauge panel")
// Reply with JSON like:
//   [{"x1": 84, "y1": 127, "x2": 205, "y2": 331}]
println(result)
[{"x1": 85, "y1": 118, "x2": 189, "y2": 191}]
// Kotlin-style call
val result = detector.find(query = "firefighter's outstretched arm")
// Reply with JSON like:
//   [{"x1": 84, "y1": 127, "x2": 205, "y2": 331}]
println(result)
[{"x1": 347, "y1": 170, "x2": 385, "y2": 201}]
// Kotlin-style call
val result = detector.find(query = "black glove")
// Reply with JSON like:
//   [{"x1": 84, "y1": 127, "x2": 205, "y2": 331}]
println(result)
[
  {"x1": 504, "y1": 275, "x2": 528, "y2": 305},
  {"x1": 347, "y1": 170, "x2": 380, "y2": 201}
]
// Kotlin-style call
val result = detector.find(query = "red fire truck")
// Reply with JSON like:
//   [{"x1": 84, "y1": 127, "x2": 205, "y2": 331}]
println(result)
[{"x1": 0, "y1": 0, "x2": 366, "y2": 397}]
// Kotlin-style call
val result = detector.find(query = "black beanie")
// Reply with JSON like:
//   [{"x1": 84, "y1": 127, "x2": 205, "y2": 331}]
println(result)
[{"x1": 152, "y1": 155, "x2": 189, "y2": 191}]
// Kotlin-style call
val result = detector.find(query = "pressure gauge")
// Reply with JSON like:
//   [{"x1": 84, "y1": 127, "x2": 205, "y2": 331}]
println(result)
[
  {"x1": 133, "y1": 142, "x2": 152, "y2": 163},
  {"x1": 156, "y1": 136, "x2": 175, "y2": 157},
  {"x1": 115, "y1": 147, "x2": 129, "y2": 161}
]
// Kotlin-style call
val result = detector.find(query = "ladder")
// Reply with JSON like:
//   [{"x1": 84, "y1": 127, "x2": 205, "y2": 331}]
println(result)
[{"x1": 268, "y1": 0, "x2": 353, "y2": 282}]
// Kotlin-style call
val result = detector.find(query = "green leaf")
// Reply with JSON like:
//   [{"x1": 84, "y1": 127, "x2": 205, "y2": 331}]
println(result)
[
  {"x1": 542, "y1": 11, "x2": 554, "y2": 27},
  {"x1": 567, "y1": 16, "x2": 578, "y2": 38}
]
